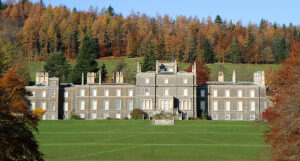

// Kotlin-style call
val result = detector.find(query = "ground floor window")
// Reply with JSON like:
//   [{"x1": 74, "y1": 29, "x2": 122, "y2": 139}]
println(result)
[
  {"x1": 225, "y1": 114, "x2": 230, "y2": 120},
  {"x1": 160, "y1": 99, "x2": 172, "y2": 112},
  {"x1": 42, "y1": 114, "x2": 46, "y2": 120},
  {"x1": 237, "y1": 114, "x2": 243, "y2": 120},
  {"x1": 128, "y1": 114, "x2": 131, "y2": 119},
  {"x1": 116, "y1": 100, "x2": 121, "y2": 110},
  {"x1": 180, "y1": 99, "x2": 190, "y2": 110},
  {"x1": 250, "y1": 114, "x2": 255, "y2": 120},
  {"x1": 212, "y1": 114, "x2": 218, "y2": 120},
  {"x1": 92, "y1": 113, "x2": 97, "y2": 119},
  {"x1": 103, "y1": 113, "x2": 109, "y2": 119},
  {"x1": 116, "y1": 114, "x2": 121, "y2": 119},
  {"x1": 80, "y1": 113, "x2": 85, "y2": 119},
  {"x1": 63, "y1": 114, "x2": 68, "y2": 120},
  {"x1": 200, "y1": 101, "x2": 205, "y2": 110},
  {"x1": 142, "y1": 99, "x2": 152, "y2": 110},
  {"x1": 128, "y1": 100, "x2": 133, "y2": 110}
]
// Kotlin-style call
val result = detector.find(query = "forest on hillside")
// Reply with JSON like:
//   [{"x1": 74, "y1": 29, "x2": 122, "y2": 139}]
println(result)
[{"x1": 0, "y1": 0, "x2": 299, "y2": 63}]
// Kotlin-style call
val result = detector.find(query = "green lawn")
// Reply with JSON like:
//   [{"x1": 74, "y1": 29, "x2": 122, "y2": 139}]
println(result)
[
  {"x1": 26, "y1": 58, "x2": 280, "y2": 83},
  {"x1": 35, "y1": 120, "x2": 269, "y2": 161}
]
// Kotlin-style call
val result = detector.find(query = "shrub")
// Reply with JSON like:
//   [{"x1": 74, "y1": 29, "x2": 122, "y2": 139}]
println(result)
[
  {"x1": 201, "y1": 111, "x2": 208, "y2": 120},
  {"x1": 130, "y1": 109, "x2": 145, "y2": 119},
  {"x1": 31, "y1": 108, "x2": 46, "y2": 120},
  {"x1": 70, "y1": 115, "x2": 82, "y2": 120},
  {"x1": 153, "y1": 112, "x2": 174, "y2": 120}
]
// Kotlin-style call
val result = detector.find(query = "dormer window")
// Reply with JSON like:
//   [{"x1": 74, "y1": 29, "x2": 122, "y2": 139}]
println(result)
[{"x1": 168, "y1": 68, "x2": 173, "y2": 72}]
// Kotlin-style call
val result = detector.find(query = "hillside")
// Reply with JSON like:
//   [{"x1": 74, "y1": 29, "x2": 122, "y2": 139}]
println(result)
[{"x1": 26, "y1": 58, "x2": 280, "y2": 83}]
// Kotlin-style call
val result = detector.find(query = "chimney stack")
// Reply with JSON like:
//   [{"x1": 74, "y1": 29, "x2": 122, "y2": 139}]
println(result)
[
  {"x1": 254, "y1": 71, "x2": 265, "y2": 86},
  {"x1": 81, "y1": 73, "x2": 84, "y2": 85},
  {"x1": 120, "y1": 72, "x2": 124, "y2": 83},
  {"x1": 174, "y1": 60, "x2": 178, "y2": 73},
  {"x1": 218, "y1": 71, "x2": 224, "y2": 82},
  {"x1": 232, "y1": 70, "x2": 237, "y2": 83},
  {"x1": 137, "y1": 62, "x2": 141, "y2": 73},
  {"x1": 116, "y1": 72, "x2": 120, "y2": 83},
  {"x1": 87, "y1": 72, "x2": 96, "y2": 84},
  {"x1": 192, "y1": 61, "x2": 196, "y2": 73}
]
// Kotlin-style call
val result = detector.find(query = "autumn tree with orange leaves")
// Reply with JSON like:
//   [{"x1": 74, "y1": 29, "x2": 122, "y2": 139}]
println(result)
[
  {"x1": 185, "y1": 60, "x2": 210, "y2": 85},
  {"x1": 263, "y1": 41, "x2": 300, "y2": 160},
  {"x1": 0, "y1": 66, "x2": 43, "y2": 160}
]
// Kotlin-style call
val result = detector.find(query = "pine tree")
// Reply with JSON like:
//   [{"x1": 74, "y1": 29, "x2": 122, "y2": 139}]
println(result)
[
  {"x1": 228, "y1": 36, "x2": 241, "y2": 63},
  {"x1": 214, "y1": 15, "x2": 223, "y2": 25},
  {"x1": 69, "y1": 35, "x2": 99, "y2": 84},
  {"x1": 142, "y1": 40, "x2": 156, "y2": 72},
  {"x1": 100, "y1": 63, "x2": 107, "y2": 83},
  {"x1": 203, "y1": 39, "x2": 214, "y2": 63},
  {"x1": 44, "y1": 51, "x2": 71, "y2": 82}
]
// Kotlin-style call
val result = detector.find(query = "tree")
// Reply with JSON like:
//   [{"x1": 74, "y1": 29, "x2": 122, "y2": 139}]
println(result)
[
  {"x1": 69, "y1": 35, "x2": 99, "y2": 84},
  {"x1": 32, "y1": 109, "x2": 46, "y2": 120},
  {"x1": 214, "y1": 15, "x2": 223, "y2": 25},
  {"x1": 0, "y1": 67, "x2": 43, "y2": 160},
  {"x1": 100, "y1": 63, "x2": 107, "y2": 83},
  {"x1": 130, "y1": 109, "x2": 145, "y2": 119},
  {"x1": 228, "y1": 36, "x2": 241, "y2": 63},
  {"x1": 203, "y1": 39, "x2": 214, "y2": 63},
  {"x1": 142, "y1": 40, "x2": 156, "y2": 72},
  {"x1": 263, "y1": 41, "x2": 300, "y2": 160},
  {"x1": 261, "y1": 46, "x2": 275, "y2": 64},
  {"x1": 185, "y1": 60, "x2": 210, "y2": 85},
  {"x1": 44, "y1": 51, "x2": 71, "y2": 82}
]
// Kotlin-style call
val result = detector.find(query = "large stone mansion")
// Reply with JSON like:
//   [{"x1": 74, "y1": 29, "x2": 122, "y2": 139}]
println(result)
[{"x1": 25, "y1": 61, "x2": 268, "y2": 121}]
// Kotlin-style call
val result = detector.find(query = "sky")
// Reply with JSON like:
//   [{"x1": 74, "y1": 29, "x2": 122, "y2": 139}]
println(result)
[{"x1": 32, "y1": 0, "x2": 300, "y2": 25}]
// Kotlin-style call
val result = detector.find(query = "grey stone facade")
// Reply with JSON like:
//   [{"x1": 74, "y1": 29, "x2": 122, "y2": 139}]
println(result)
[{"x1": 25, "y1": 61, "x2": 268, "y2": 121}]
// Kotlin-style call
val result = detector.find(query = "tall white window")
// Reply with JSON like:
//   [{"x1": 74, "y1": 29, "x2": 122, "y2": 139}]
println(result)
[
  {"x1": 42, "y1": 102, "x2": 46, "y2": 110},
  {"x1": 104, "y1": 89, "x2": 109, "y2": 96},
  {"x1": 51, "y1": 102, "x2": 55, "y2": 111},
  {"x1": 200, "y1": 90, "x2": 205, "y2": 97},
  {"x1": 51, "y1": 91, "x2": 55, "y2": 97},
  {"x1": 116, "y1": 89, "x2": 121, "y2": 96},
  {"x1": 32, "y1": 91, "x2": 35, "y2": 97},
  {"x1": 92, "y1": 100, "x2": 97, "y2": 110},
  {"x1": 164, "y1": 79, "x2": 168, "y2": 84},
  {"x1": 42, "y1": 91, "x2": 46, "y2": 98},
  {"x1": 213, "y1": 101, "x2": 218, "y2": 111},
  {"x1": 212, "y1": 90, "x2": 217, "y2": 97},
  {"x1": 51, "y1": 114, "x2": 55, "y2": 120},
  {"x1": 160, "y1": 100, "x2": 171, "y2": 111},
  {"x1": 64, "y1": 102, "x2": 68, "y2": 111},
  {"x1": 104, "y1": 100, "x2": 109, "y2": 110},
  {"x1": 225, "y1": 114, "x2": 230, "y2": 120},
  {"x1": 42, "y1": 114, "x2": 46, "y2": 120},
  {"x1": 181, "y1": 100, "x2": 189, "y2": 110},
  {"x1": 183, "y1": 78, "x2": 188, "y2": 84},
  {"x1": 64, "y1": 91, "x2": 68, "y2": 98},
  {"x1": 116, "y1": 114, "x2": 121, "y2": 119},
  {"x1": 145, "y1": 78, "x2": 149, "y2": 84},
  {"x1": 213, "y1": 114, "x2": 218, "y2": 120},
  {"x1": 183, "y1": 89, "x2": 188, "y2": 96},
  {"x1": 164, "y1": 89, "x2": 169, "y2": 96},
  {"x1": 116, "y1": 100, "x2": 121, "y2": 110},
  {"x1": 237, "y1": 114, "x2": 243, "y2": 120},
  {"x1": 103, "y1": 113, "x2": 109, "y2": 119},
  {"x1": 225, "y1": 90, "x2": 230, "y2": 97},
  {"x1": 128, "y1": 100, "x2": 133, "y2": 110},
  {"x1": 238, "y1": 101, "x2": 243, "y2": 111},
  {"x1": 250, "y1": 90, "x2": 255, "y2": 97},
  {"x1": 250, "y1": 114, "x2": 255, "y2": 120},
  {"x1": 92, "y1": 89, "x2": 97, "y2": 96},
  {"x1": 225, "y1": 101, "x2": 230, "y2": 111},
  {"x1": 200, "y1": 101, "x2": 205, "y2": 110},
  {"x1": 237, "y1": 90, "x2": 242, "y2": 97},
  {"x1": 92, "y1": 113, "x2": 97, "y2": 119},
  {"x1": 250, "y1": 101, "x2": 255, "y2": 111},
  {"x1": 128, "y1": 89, "x2": 133, "y2": 97},
  {"x1": 145, "y1": 89, "x2": 150, "y2": 96},
  {"x1": 80, "y1": 101, "x2": 85, "y2": 110},
  {"x1": 31, "y1": 102, "x2": 35, "y2": 110},
  {"x1": 80, "y1": 113, "x2": 85, "y2": 119},
  {"x1": 142, "y1": 100, "x2": 152, "y2": 110},
  {"x1": 80, "y1": 89, "x2": 85, "y2": 96}
]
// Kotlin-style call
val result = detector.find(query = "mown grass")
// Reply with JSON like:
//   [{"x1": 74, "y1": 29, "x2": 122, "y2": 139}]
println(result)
[
  {"x1": 26, "y1": 58, "x2": 281, "y2": 83},
  {"x1": 35, "y1": 120, "x2": 269, "y2": 161}
]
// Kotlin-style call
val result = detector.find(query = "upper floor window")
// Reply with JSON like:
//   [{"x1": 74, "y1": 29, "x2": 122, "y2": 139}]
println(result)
[
  {"x1": 80, "y1": 89, "x2": 85, "y2": 96},
  {"x1": 145, "y1": 89, "x2": 150, "y2": 96},
  {"x1": 164, "y1": 89, "x2": 169, "y2": 96},
  {"x1": 42, "y1": 102, "x2": 46, "y2": 110},
  {"x1": 237, "y1": 90, "x2": 242, "y2": 97},
  {"x1": 128, "y1": 89, "x2": 133, "y2": 97},
  {"x1": 116, "y1": 89, "x2": 121, "y2": 96},
  {"x1": 51, "y1": 91, "x2": 55, "y2": 97},
  {"x1": 145, "y1": 78, "x2": 149, "y2": 84},
  {"x1": 51, "y1": 102, "x2": 55, "y2": 111},
  {"x1": 80, "y1": 101, "x2": 85, "y2": 110},
  {"x1": 92, "y1": 100, "x2": 97, "y2": 110},
  {"x1": 225, "y1": 101, "x2": 230, "y2": 111},
  {"x1": 64, "y1": 91, "x2": 68, "y2": 98},
  {"x1": 32, "y1": 91, "x2": 35, "y2": 97},
  {"x1": 212, "y1": 90, "x2": 217, "y2": 97},
  {"x1": 250, "y1": 90, "x2": 255, "y2": 97},
  {"x1": 104, "y1": 100, "x2": 109, "y2": 110},
  {"x1": 164, "y1": 79, "x2": 168, "y2": 84},
  {"x1": 42, "y1": 91, "x2": 46, "y2": 98},
  {"x1": 104, "y1": 89, "x2": 109, "y2": 97},
  {"x1": 200, "y1": 90, "x2": 205, "y2": 97},
  {"x1": 31, "y1": 102, "x2": 35, "y2": 110},
  {"x1": 238, "y1": 101, "x2": 243, "y2": 111},
  {"x1": 213, "y1": 101, "x2": 218, "y2": 111},
  {"x1": 250, "y1": 101, "x2": 255, "y2": 111},
  {"x1": 64, "y1": 102, "x2": 68, "y2": 111},
  {"x1": 183, "y1": 78, "x2": 188, "y2": 84},
  {"x1": 116, "y1": 100, "x2": 121, "y2": 110},
  {"x1": 225, "y1": 90, "x2": 230, "y2": 97},
  {"x1": 92, "y1": 89, "x2": 97, "y2": 96},
  {"x1": 183, "y1": 89, "x2": 188, "y2": 96}
]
